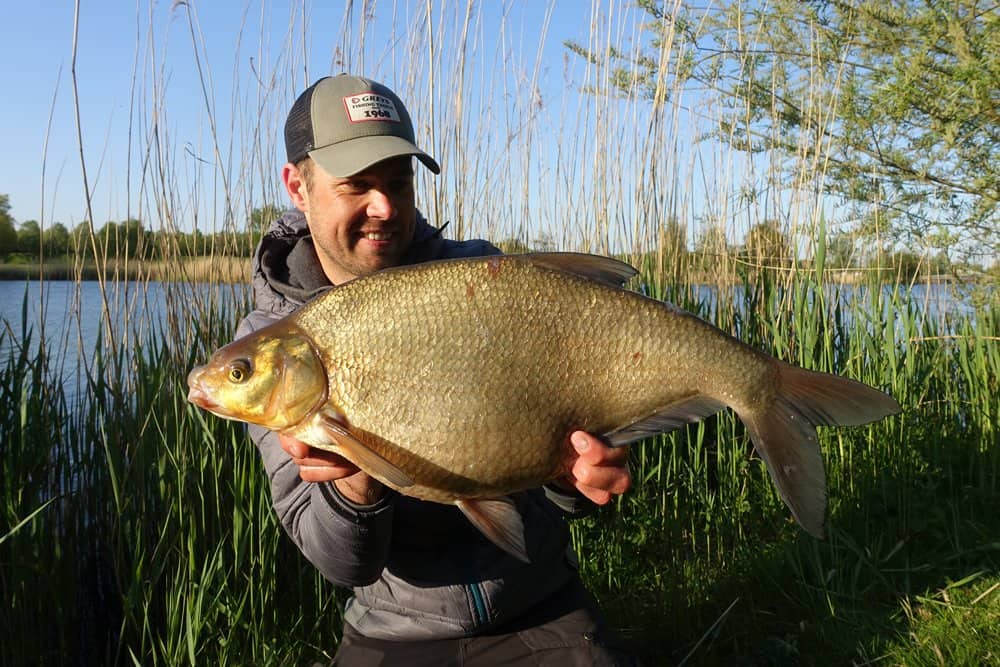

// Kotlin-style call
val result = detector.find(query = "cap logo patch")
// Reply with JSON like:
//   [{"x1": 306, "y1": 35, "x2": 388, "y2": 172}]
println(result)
[{"x1": 343, "y1": 93, "x2": 401, "y2": 123}]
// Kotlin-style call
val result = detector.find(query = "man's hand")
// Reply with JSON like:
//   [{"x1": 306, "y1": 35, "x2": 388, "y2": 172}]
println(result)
[
  {"x1": 555, "y1": 431, "x2": 632, "y2": 505},
  {"x1": 279, "y1": 434, "x2": 385, "y2": 505}
]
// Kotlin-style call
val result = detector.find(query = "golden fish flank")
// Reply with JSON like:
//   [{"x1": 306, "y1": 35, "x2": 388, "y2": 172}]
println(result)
[{"x1": 187, "y1": 253, "x2": 901, "y2": 562}]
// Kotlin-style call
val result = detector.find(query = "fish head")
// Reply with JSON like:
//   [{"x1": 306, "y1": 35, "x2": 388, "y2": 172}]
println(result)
[{"x1": 187, "y1": 322, "x2": 327, "y2": 430}]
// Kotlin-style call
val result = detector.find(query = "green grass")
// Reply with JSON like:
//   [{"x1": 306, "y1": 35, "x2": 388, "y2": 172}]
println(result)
[{"x1": 887, "y1": 575, "x2": 1000, "y2": 665}]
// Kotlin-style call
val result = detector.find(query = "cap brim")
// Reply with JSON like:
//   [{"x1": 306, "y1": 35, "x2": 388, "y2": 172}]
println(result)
[{"x1": 309, "y1": 135, "x2": 440, "y2": 177}]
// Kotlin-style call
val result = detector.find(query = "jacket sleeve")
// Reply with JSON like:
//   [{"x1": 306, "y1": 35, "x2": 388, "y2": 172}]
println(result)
[
  {"x1": 237, "y1": 312, "x2": 397, "y2": 587},
  {"x1": 248, "y1": 424, "x2": 397, "y2": 586},
  {"x1": 541, "y1": 484, "x2": 596, "y2": 518}
]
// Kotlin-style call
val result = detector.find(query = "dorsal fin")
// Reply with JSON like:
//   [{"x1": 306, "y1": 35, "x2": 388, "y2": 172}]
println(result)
[{"x1": 522, "y1": 253, "x2": 638, "y2": 287}]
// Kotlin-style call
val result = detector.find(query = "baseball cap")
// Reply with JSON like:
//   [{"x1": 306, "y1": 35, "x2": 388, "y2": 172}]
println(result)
[{"x1": 284, "y1": 74, "x2": 440, "y2": 177}]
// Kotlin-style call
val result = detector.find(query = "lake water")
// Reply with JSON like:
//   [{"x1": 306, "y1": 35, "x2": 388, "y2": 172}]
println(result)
[
  {"x1": 0, "y1": 280, "x2": 250, "y2": 399},
  {"x1": 0, "y1": 278, "x2": 987, "y2": 400}
]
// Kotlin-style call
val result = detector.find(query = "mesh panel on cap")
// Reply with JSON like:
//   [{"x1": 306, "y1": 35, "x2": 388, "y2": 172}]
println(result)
[{"x1": 284, "y1": 79, "x2": 323, "y2": 164}]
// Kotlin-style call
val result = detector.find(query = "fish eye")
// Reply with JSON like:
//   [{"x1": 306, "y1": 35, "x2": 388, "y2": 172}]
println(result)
[{"x1": 227, "y1": 359, "x2": 253, "y2": 384}]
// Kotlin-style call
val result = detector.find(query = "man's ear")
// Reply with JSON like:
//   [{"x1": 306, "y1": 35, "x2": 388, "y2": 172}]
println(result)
[{"x1": 282, "y1": 162, "x2": 309, "y2": 212}]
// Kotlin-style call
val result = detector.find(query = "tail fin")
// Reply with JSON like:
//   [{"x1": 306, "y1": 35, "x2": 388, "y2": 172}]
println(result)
[{"x1": 739, "y1": 363, "x2": 901, "y2": 538}]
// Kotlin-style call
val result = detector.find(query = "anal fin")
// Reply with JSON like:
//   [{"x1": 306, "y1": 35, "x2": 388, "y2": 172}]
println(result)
[
  {"x1": 318, "y1": 415, "x2": 414, "y2": 488},
  {"x1": 457, "y1": 497, "x2": 529, "y2": 563},
  {"x1": 604, "y1": 395, "x2": 727, "y2": 446}
]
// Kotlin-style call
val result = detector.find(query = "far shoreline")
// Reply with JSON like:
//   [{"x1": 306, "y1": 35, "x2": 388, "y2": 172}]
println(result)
[
  {"x1": 0, "y1": 257, "x2": 250, "y2": 284},
  {"x1": 0, "y1": 256, "x2": 988, "y2": 287}
]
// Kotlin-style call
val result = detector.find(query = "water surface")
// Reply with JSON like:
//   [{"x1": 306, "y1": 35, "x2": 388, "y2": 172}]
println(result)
[{"x1": 0, "y1": 280, "x2": 249, "y2": 399}]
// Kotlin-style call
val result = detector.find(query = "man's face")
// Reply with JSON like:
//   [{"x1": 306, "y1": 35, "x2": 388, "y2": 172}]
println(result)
[{"x1": 287, "y1": 156, "x2": 417, "y2": 285}]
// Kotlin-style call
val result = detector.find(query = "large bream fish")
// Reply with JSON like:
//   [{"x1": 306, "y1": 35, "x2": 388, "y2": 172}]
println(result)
[{"x1": 187, "y1": 253, "x2": 900, "y2": 561}]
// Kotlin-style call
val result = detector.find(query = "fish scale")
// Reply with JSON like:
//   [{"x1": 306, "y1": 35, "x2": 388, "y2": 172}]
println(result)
[{"x1": 187, "y1": 252, "x2": 900, "y2": 561}]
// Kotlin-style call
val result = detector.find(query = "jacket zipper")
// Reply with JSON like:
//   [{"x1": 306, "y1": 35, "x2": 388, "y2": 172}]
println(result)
[{"x1": 467, "y1": 583, "x2": 489, "y2": 628}]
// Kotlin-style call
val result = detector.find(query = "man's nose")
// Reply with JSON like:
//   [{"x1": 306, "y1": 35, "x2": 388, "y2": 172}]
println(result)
[{"x1": 366, "y1": 188, "x2": 396, "y2": 220}]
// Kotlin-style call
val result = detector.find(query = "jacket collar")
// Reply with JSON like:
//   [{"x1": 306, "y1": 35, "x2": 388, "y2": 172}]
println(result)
[{"x1": 250, "y1": 209, "x2": 446, "y2": 313}]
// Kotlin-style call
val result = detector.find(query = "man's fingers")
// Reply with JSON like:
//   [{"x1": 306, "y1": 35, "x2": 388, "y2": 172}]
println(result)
[
  {"x1": 298, "y1": 466, "x2": 349, "y2": 483},
  {"x1": 570, "y1": 431, "x2": 628, "y2": 466},
  {"x1": 572, "y1": 475, "x2": 630, "y2": 506},
  {"x1": 571, "y1": 459, "x2": 632, "y2": 496},
  {"x1": 292, "y1": 452, "x2": 351, "y2": 468},
  {"x1": 576, "y1": 485, "x2": 612, "y2": 506},
  {"x1": 293, "y1": 455, "x2": 360, "y2": 482},
  {"x1": 278, "y1": 434, "x2": 360, "y2": 481},
  {"x1": 564, "y1": 431, "x2": 633, "y2": 504},
  {"x1": 279, "y1": 434, "x2": 309, "y2": 458}
]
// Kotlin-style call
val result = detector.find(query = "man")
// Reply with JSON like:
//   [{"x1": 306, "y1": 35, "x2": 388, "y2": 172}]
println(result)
[{"x1": 237, "y1": 74, "x2": 636, "y2": 665}]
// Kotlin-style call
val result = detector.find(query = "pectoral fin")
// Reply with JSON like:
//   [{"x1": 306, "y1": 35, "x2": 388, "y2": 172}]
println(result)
[
  {"x1": 318, "y1": 416, "x2": 414, "y2": 488},
  {"x1": 604, "y1": 395, "x2": 727, "y2": 446},
  {"x1": 457, "y1": 497, "x2": 529, "y2": 563}
]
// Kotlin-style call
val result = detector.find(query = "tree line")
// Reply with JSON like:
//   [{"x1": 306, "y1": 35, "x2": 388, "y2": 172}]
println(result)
[
  {"x1": 0, "y1": 195, "x2": 281, "y2": 264},
  {"x1": 0, "y1": 193, "x2": 975, "y2": 281},
  {"x1": 499, "y1": 218, "x2": 963, "y2": 281}
]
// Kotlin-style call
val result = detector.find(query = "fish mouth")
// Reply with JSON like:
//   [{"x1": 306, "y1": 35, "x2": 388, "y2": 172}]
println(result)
[
  {"x1": 186, "y1": 367, "x2": 219, "y2": 411},
  {"x1": 186, "y1": 385, "x2": 218, "y2": 411},
  {"x1": 186, "y1": 385, "x2": 240, "y2": 422}
]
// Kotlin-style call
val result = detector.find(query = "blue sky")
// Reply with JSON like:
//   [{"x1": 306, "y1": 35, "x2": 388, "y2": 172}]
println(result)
[{"x1": 0, "y1": 1, "x2": 603, "y2": 231}]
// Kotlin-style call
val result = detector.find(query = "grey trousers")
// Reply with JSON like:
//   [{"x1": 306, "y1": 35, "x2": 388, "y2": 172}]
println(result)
[{"x1": 331, "y1": 581, "x2": 639, "y2": 666}]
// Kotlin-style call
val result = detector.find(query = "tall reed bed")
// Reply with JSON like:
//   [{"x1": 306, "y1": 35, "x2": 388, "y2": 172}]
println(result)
[
  {"x1": 2, "y1": 1, "x2": 997, "y2": 664},
  {"x1": 1, "y1": 285, "x2": 345, "y2": 665}
]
